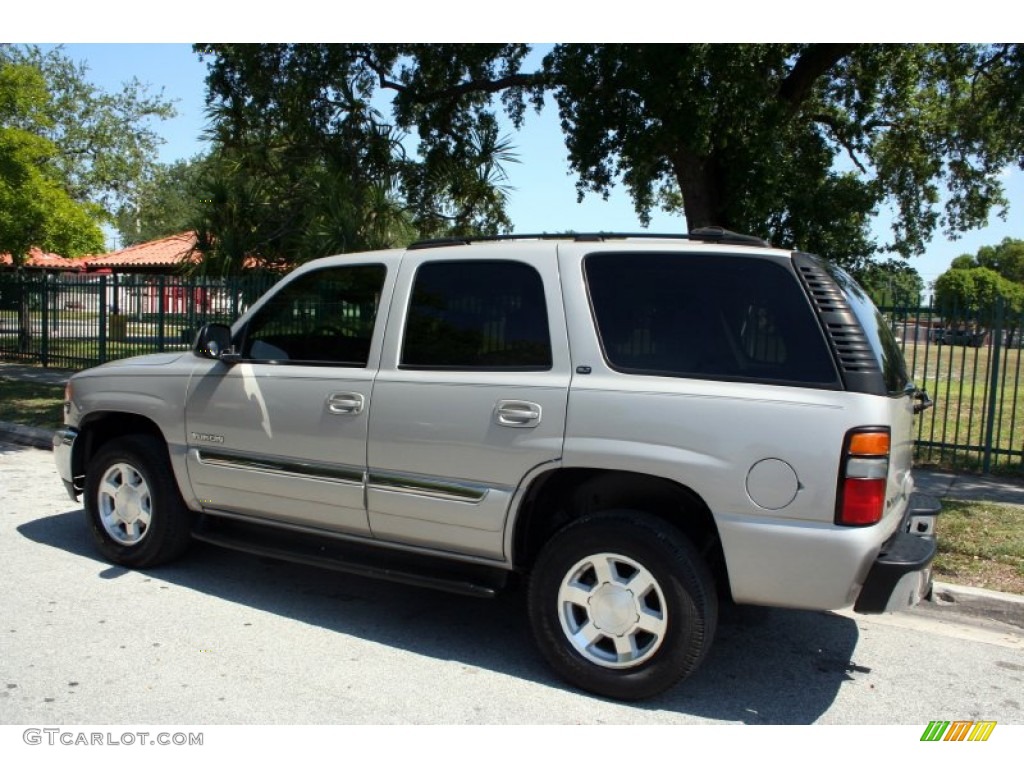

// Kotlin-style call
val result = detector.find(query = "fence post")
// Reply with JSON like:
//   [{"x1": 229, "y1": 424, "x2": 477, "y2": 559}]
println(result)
[
  {"x1": 157, "y1": 275, "x2": 166, "y2": 352},
  {"x1": 982, "y1": 297, "x2": 1005, "y2": 473},
  {"x1": 98, "y1": 275, "x2": 108, "y2": 365},
  {"x1": 40, "y1": 274, "x2": 49, "y2": 367}
]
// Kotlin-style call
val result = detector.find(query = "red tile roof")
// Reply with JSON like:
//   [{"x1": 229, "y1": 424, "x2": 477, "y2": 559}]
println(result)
[
  {"x1": 0, "y1": 247, "x2": 84, "y2": 270},
  {"x1": 83, "y1": 232, "x2": 201, "y2": 269},
  {"x1": 3, "y1": 232, "x2": 286, "y2": 272}
]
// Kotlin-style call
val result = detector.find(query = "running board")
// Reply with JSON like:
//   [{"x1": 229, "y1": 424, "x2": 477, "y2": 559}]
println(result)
[{"x1": 192, "y1": 519, "x2": 508, "y2": 599}]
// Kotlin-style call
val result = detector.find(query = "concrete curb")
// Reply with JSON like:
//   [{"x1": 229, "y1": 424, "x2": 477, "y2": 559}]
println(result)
[
  {"x1": 924, "y1": 582, "x2": 1024, "y2": 630},
  {"x1": 0, "y1": 420, "x2": 53, "y2": 450}
]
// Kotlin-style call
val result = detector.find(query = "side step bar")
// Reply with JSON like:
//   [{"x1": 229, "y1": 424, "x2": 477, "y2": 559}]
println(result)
[{"x1": 192, "y1": 518, "x2": 508, "y2": 599}]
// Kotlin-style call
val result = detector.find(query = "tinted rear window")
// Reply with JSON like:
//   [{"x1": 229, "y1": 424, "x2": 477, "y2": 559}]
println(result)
[
  {"x1": 585, "y1": 252, "x2": 840, "y2": 387},
  {"x1": 401, "y1": 260, "x2": 552, "y2": 370}
]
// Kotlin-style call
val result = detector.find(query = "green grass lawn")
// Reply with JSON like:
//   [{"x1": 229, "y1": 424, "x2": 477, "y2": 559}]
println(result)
[
  {"x1": 902, "y1": 341, "x2": 1024, "y2": 475},
  {"x1": 0, "y1": 376, "x2": 65, "y2": 430},
  {"x1": 933, "y1": 500, "x2": 1024, "y2": 595}
]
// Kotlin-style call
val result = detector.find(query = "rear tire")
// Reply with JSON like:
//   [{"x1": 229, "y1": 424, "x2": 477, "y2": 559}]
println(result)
[
  {"x1": 84, "y1": 435, "x2": 192, "y2": 568},
  {"x1": 528, "y1": 511, "x2": 717, "y2": 700}
]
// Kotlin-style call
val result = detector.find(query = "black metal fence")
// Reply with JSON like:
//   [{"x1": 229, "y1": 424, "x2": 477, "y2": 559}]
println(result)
[
  {"x1": 0, "y1": 271, "x2": 280, "y2": 370},
  {"x1": 2, "y1": 270, "x2": 1022, "y2": 472},
  {"x1": 885, "y1": 298, "x2": 1024, "y2": 473}
]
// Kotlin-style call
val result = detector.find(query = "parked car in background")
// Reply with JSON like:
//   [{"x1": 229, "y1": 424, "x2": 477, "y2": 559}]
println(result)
[{"x1": 929, "y1": 326, "x2": 989, "y2": 347}]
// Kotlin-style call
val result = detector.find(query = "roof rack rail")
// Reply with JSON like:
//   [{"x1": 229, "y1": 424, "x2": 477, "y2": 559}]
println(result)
[
  {"x1": 407, "y1": 228, "x2": 770, "y2": 250},
  {"x1": 688, "y1": 227, "x2": 771, "y2": 247}
]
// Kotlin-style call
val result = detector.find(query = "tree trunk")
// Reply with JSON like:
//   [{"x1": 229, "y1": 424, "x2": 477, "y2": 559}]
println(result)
[{"x1": 671, "y1": 149, "x2": 728, "y2": 233}]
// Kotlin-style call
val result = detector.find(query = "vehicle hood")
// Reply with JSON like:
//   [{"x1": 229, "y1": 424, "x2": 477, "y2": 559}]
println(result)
[{"x1": 77, "y1": 352, "x2": 189, "y2": 375}]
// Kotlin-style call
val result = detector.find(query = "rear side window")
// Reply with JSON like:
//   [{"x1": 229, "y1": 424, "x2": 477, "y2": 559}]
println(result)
[
  {"x1": 401, "y1": 260, "x2": 552, "y2": 370},
  {"x1": 585, "y1": 252, "x2": 839, "y2": 387}
]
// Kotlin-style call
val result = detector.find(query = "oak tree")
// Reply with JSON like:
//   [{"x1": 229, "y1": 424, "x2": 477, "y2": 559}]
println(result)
[{"x1": 196, "y1": 44, "x2": 1024, "y2": 272}]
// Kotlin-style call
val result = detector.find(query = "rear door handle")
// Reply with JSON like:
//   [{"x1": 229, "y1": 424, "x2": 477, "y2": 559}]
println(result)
[
  {"x1": 495, "y1": 400, "x2": 542, "y2": 427},
  {"x1": 327, "y1": 392, "x2": 365, "y2": 415}
]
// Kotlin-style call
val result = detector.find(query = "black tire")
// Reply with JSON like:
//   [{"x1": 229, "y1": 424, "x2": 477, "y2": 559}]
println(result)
[
  {"x1": 527, "y1": 511, "x2": 717, "y2": 700},
  {"x1": 84, "y1": 434, "x2": 192, "y2": 568}
]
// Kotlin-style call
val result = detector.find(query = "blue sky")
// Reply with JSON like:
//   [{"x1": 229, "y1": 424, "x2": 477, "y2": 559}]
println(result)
[{"x1": 36, "y1": 43, "x2": 1024, "y2": 292}]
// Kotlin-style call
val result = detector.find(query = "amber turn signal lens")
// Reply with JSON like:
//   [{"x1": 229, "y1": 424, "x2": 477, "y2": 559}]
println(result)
[{"x1": 848, "y1": 432, "x2": 890, "y2": 456}]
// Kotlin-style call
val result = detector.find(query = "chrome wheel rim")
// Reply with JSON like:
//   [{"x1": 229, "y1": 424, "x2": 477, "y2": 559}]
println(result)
[
  {"x1": 97, "y1": 462, "x2": 152, "y2": 546},
  {"x1": 557, "y1": 552, "x2": 668, "y2": 669}
]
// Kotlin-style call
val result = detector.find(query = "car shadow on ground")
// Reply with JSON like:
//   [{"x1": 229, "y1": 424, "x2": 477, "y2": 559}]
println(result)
[{"x1": 19, "y1": 509, "x2": 861, "y2": 723}]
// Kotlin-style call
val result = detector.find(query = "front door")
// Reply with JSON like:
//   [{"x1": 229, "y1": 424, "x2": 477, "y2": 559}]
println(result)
[{"x1": 184, "y1": 260, "x2": 393, "y2": 535}]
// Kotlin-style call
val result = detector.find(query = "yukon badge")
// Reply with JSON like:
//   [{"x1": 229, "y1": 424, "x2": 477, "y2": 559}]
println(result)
[{"x1": 190, "y1": 432, "x2": 225, "y2": 444}]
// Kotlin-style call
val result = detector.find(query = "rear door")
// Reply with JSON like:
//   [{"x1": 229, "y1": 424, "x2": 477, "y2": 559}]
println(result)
[{"x1": 366, "y1": 245, "x2": 570, "y2": 560}]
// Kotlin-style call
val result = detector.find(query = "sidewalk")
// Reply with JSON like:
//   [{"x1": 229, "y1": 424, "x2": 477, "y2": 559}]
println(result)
[
  {"x1": 0, "y1": 361, "x2": 75, "y2": 386},
  {"x1": 915, "y1": 468, "x2": 1024, "y2": 506}
]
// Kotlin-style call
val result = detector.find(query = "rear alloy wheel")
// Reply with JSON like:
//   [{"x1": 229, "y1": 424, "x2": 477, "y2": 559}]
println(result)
[
  {"x1": 528, "y1": 511, "x2": 717, "y2": 700},
  {"x1": 84, "y1": 435, "x2": 192, "y2": 568},
  {"x1": 557, "y1": 551, "x2": 669, "y2": 669}
]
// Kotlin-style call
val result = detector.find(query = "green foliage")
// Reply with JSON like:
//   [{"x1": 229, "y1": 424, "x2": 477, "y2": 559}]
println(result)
[
  {"x1": 938, "y1": 237, "x2": 1024, "y2": 321},
  {"x1": 1, "y1": 45, "x2": 176, "y2": 219},
  {"x1": 191, "y1": 44, "x2": 523, "y2": 273},
  {"x1": 934, "y1": 264, "x2": 1024, "y2": 318},
  {"x1": 543, "y1": 44, "x2": 1024, "y2": 268},
  {"x1": 975, "y1": 237, "x2": 1024, "y2": 284},
  {"x1": 114, "y1": 155, "x2": 212, "y2": 246},
  {"x1": 950, "y1": 254, "x2": 977, "y2": 270},
  {"x1": 854, "y1": 259, "x2": 924, "y2": 306},
  {"x1": 197, "y1": 43, "x2": 1024, "y2": 274},
  {"x1": 1, "y1": 60, "x2": 104, "y2": 263}
]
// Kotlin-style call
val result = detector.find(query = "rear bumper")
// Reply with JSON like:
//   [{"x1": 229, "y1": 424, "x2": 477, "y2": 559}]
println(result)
[{"x1": 854, "y1": 493, "x2": 939, "y2": 614}]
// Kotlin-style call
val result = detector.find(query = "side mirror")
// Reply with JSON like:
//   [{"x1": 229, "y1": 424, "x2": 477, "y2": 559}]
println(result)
[{"x1": 193, "y1": 323, "x2": 238, "y2": 363}]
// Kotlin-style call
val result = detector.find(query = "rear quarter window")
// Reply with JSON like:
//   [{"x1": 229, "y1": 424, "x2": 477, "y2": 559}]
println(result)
[
  {"x1": 584, "y1": 252, "x2": 840, "y2": 387},
  {"x1": 824, "y1": 265, "x2": 911, "y2": 395}
]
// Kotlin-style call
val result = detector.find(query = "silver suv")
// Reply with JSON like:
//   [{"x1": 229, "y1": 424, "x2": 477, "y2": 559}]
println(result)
[{"x1": 54, "y1": 229, "x2": 938, "y2": 700}]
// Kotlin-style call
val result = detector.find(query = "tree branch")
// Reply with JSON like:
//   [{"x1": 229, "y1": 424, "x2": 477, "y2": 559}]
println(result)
[
  {"x1": 810, "y1": 112, "x2": 869, "y2": 173},
  {"x1": 356, "y1": 51, "x2": 549, "y2": 104},
  {"x1": 778, "y1": 44, "x2": 859, "y2": 111}
]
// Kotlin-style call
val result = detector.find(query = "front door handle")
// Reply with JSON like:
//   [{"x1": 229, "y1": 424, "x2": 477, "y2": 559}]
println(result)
[
  {"x1": 327, "y1": 392, "x2": 365, "y2": 415},
  {"x1": 495, "y1": 400, "x2": 542, "y2": 428}
]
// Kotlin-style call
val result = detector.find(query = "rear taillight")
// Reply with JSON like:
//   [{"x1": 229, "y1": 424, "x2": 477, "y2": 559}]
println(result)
[{"x1": 836, "y1": 428, "x2": 890, "y2": 526}]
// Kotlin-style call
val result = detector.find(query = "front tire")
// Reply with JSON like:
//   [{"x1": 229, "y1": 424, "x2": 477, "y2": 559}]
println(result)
[
  {"x1": 84, "y1": 435, "x2": 192, "y2": 568},
  {"x1": 528, "y1": 511, "x2": 717, "y2": 700}
]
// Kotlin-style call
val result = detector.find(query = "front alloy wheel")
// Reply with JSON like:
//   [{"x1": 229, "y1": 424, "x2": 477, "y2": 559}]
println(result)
[
  {"x1": 96, "y1": 461, "x2": 153, "y2": 546},
  {"x1": 84, "y1": 435, "x2": 192, "y2": 568}
]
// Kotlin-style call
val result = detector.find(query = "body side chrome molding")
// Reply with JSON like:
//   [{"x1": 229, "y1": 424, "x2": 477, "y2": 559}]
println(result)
[
  {"x1": 367, "y1": 469, "x2": 498, "y2": 503},
  {"x1": 193, "y1": 448, "x2": 364, "y2": 485}
]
